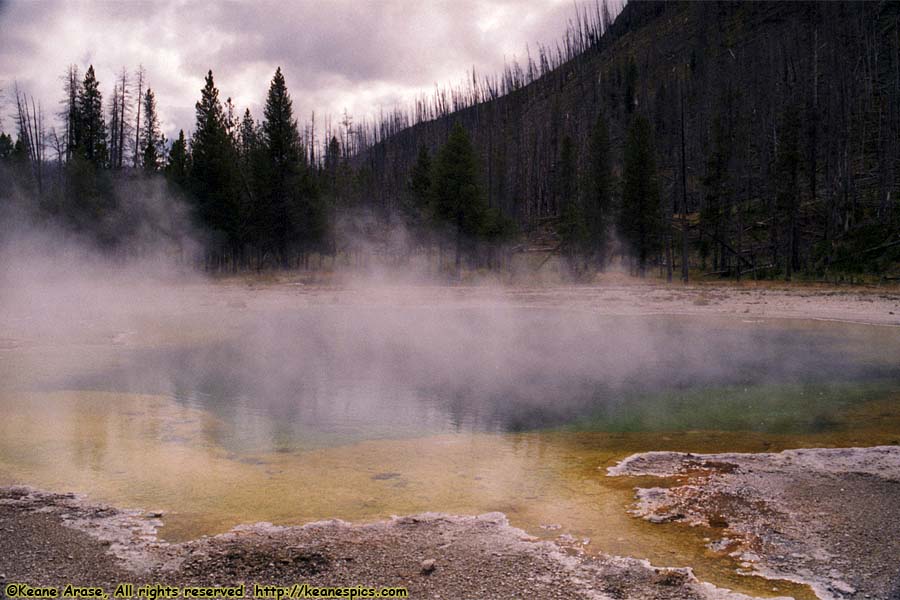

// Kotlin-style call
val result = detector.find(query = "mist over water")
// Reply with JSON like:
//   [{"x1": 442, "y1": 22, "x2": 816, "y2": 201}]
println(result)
[
  {"x1": 1, "y1": 192, "x2": 898, "y2": 457},
  {"x1": 16, "y1": 287, "x2": 900, "y2": 453},
  {"x1": 2, "y1": 217, "x2": 899, "y2": 600}
]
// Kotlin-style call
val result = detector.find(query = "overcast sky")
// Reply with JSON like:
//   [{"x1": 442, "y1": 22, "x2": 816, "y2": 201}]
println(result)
[{"x1": 0, "y1": 0, "x2": 614, "y2": 142}]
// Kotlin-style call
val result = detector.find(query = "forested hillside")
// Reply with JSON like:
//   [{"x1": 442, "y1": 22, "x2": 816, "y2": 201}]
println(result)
[
  {"x1": 2, "y1": 1, "x2": 899, "y2": 279},
  {"x1": 357, "y1": 1, "x2": 900, "y2": 279}
]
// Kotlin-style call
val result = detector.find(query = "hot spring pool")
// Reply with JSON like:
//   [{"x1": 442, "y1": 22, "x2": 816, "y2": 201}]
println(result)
[{"x1": 2, "y1": 296, "x2": 898, "y2": 598}]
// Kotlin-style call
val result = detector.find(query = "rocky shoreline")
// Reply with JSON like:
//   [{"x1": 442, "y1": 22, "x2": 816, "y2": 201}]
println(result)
[
  {"x1": 607, "y1": 446, "x2": 900, "y2": 600},
  {"x1": 4, "y1": 444, "x2": 900, "y2": 599},
  {"x1": 1, "y1": 486, "x2": 775, "y2": 600}
]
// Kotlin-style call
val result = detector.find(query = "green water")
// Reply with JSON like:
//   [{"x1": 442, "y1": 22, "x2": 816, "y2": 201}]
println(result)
[
  {"x1": 1, "y1": 302, "x2": 898, "y2": 599},
  {"x1": 568, "y1": 381, "x2": 898, "y2": 433}
]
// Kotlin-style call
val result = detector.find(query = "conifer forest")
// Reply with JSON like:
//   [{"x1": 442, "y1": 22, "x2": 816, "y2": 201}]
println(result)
[{"x1": 2, "y1": 1, "x2": 899, "y2": 280}]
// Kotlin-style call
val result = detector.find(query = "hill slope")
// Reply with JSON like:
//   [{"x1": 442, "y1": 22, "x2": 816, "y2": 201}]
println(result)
[{"x1": 358, "y1": 1, "x2": 900, "y2": 276}]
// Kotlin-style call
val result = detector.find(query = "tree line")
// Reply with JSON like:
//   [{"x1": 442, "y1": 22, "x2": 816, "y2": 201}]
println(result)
[
  {"x1": 2, "y1": 65, "x2": 329, "y2": 269},
  {"x1": 351, "y1": 1, "x2": 900, "y2": 281},
  {"x1": 1, "y1": 63, "x2": 522, "y2": 273},
  {"x1": 3, "y1": 1, "x2": 899, "y2": 280}
]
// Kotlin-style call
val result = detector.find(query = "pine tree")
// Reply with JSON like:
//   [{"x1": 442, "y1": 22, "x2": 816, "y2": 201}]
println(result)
[
  {"x1": 319, "y1": 134, "x2": 346, "y2": 225},
  {"x1": 141, "y1": 88, "x2": 164, "y2": 172},
  {"x1": 165, "y1": 129, "x2": 190, "y2": 186},
  {"x1": 76, "y1": 65, "x2": 108, "y2": 167},
  {"x1": 192, "y1": 71, "x2": 227, "y2": 162},
  {"x1": 399, "y1": 144, "x2": 434, "y2": 252},
  {"x1": 620, "y1": 114, "x2": 661, "y2": 276},
  {"x1": 431, "y1": 122, "x2": 489, "y2": 268},
  {"x1": 238, "y1": 109, "x2": 258, "y2": 159},
  {"x1": 262, "y1": 68, "x2": 300, "y2": 170},
  {"x1": 237, "y1": 108, "x2": 268, "y2": 255},
  {"x1": 261, "y1": 67, "x2": 321, "y2": 264},
  {"x1": 190, "y1": 70, "x2": 241, "y2": 256},
  {"x1": 0, "y1": 133, "x2": 13, "y2": 159}
]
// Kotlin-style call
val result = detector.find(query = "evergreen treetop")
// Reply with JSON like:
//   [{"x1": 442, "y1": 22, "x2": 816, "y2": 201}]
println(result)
[
  {"x1": 262, "y1": 67, "x2": 300, "y2": 170},
  {"x1": 77, "y1": 65, "x2": 108, "y2": 166},
  {"x1": 431, "y1": 122, "x2": 487, "y2": 238},
  {"x1": 141, "y1": 88, "x2": 165, "y2": 172},
  {"x1": 165, "y1": 129, "x2": 190, "y2": 185}
]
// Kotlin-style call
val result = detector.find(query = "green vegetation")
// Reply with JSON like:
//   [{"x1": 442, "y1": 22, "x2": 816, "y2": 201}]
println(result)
[
  {"x1": 141, "y1": 88, "x2": 165, "y2": 173},
  {"x1": 431, "y1": 123, "x2": 491, "y2": 268},
  {"x1": 76, "y1": 65, "x2": 109, "y2": 168},
  {"x1": 2, "y1": 2, "x2": 899, "y2": 278},
  {"x1": 399, "y1": 123, "x2": 514, "y2": 272}
]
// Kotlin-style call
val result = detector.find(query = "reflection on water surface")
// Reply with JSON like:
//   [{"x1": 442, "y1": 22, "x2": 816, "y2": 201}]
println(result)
[{"x1": 1, "y1": 306, "x2": 898, "y2": 600}]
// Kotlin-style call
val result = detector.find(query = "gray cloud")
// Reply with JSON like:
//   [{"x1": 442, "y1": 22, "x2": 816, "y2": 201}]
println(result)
[{"x1": 0, "y1": 0, "x2": 581, "y2": 142}]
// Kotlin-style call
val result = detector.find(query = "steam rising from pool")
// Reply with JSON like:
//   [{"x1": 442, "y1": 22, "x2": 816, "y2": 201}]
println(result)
[
  {"x1": 1, "y1": 208, "x2": 899, "y2": 456},
  {"x1": 2, "y1": 218, "x2": 899, "y2": 600}
]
